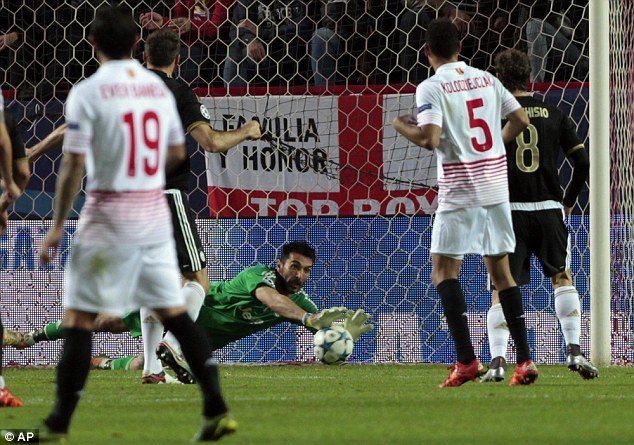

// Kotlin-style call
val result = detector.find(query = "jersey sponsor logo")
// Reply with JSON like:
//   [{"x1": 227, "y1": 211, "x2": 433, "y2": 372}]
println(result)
[
  {"x1": 200, "y1": 104, "x2": 211, "y2": 121},
  {"x1": 418, "y1": 103, "x2": 432, "y2": 113},
  {"x1": 68, "y1": 121, "x2": 80, "y2": 130}
]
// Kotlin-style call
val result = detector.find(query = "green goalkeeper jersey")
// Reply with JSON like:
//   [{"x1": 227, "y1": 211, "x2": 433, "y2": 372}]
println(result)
[
  {"x1": 199, "y1": 264, "x2": 318, "y2": 349},
  {"x1": 125, "y1": 264, "x2": 318, "y2": 350}
]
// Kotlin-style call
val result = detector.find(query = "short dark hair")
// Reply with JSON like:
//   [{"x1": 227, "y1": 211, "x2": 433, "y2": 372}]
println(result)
[
  {"x1": 280, "y1": 241, "x2": 316, "y2": 262},
  {"x1": 90, "y1": 6, "x2": 137, "y2": 59},
  {"x1": 145, "y1": 29, "x2": 181, "y2": 67},
  {"x1": 426, "y1": 18, "x2": 459, "y2": 60},
  {"x1": 495, "y1": 49, "x2": 531, "y2": 92}
]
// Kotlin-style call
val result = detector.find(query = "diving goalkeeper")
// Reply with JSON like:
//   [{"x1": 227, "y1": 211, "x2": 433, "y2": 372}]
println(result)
[{"x1": 5, "y1": 241, "x2": 373, "y2": 382}]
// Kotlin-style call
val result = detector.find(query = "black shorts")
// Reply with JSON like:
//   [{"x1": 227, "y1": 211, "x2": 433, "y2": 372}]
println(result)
[
  {"x1": 164, "y1": 189, "x2": 206, "y2": 274},
  {"x1": 509, "y1": 208, "x2": 569, "y2": 285}
]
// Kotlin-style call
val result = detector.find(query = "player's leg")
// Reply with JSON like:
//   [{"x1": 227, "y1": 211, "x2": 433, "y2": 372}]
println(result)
[
  {"x1": 137, "y1": 241, "x2": 235, "y2": 440},
  {"x1": 42, "y1": 244, "x2": 143, "y2": 439},
  {"x1": 480, "y1": 290, "x2": 509, "y2": 382},
  {"x1": 41, "y1": 308, "x2": 97, "y2": 438},
  {"x1": 482, "y1": 210, "x2": 532, "y2": 382},
  {"x1": 483, "y1": 203, "x2": 537, "y2": 386},
  {"x1": 537, "y1": 209, "x2": 598, "y2": 379},
  {"x1": 155, "y1": 190, "x2": 208, "y2": 382},
  {"x1": 140, "y1": 307, "x2": 165, "y2": 383},
  {"x1": 0, "y1": 316, "x2": 23, "y2": 407},
  {"x1": 430, "y1": 208, "x2": 483, "y2": 387}
]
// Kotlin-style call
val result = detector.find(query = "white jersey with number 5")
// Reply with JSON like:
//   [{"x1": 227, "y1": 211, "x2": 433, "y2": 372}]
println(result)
[
  {"x1": 416, "y1": 61, "x2": 521, "y2": 212},
  {"x1": 63, "y1": 59, "x2": 185, "y2": 246}
]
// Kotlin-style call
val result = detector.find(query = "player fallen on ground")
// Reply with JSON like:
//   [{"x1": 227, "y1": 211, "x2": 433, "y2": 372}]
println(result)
[
  {"x1": 5, "y1": 241, "x2": 374, "y2": 383},
  {"x1": 479, "y1": 48, "x2": 597, "y2": 383},
  {"x1": 393, "y1": 18, "x2": 537, "y2": 387}
]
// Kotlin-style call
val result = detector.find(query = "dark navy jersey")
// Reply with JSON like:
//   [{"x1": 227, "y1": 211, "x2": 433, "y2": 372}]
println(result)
[
  {"x1": 150, "y1": 69, "x2": 211, "y2": 192},
  {"x1": 505, "y1": 95, "x2": 583, "y2": 203}
]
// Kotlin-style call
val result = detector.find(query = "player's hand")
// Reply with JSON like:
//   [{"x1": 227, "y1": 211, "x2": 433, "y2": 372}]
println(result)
[
  {"x1": 2, "y1": 179, "x2": 22, "y2": 203},
  {"x1": 244, "y1": 120, "x2": 262, "y2": 140},
  {"x1": 237, "y1": 19, "x2": 257, "y2": 34},
  {"x1": 303, "y1": 306, "x2": 348, "y2": 330},
  {"x1": 139, "y1": 12, "x2": 163, "y2": 30},
  {"x1": 40, "y1": 226, "x2": 64, "y2": 265},
  {"x1": 168, "y1": 17, "x2": 192, "y2": 34},
  {"x1": 343, "y1": 309, "x2": 374, "y2": 342},
  {"x1": 247, "y1": 39, "x2": 266, "y2": 62}
]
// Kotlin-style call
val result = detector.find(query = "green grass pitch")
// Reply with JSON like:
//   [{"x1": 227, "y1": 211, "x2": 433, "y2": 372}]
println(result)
[{"x1": 1, "y1": 364, "x2": 633, "y2": 445}]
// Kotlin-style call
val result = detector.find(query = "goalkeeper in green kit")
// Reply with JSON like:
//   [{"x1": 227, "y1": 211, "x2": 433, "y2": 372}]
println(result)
[{"x1": 4, "y1": 241, "x2": 373, "y2": 383}]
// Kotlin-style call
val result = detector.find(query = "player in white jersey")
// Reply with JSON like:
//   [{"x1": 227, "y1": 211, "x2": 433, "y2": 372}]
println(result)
[
  {"x1": 0, "y1": 93, "x2": 25, "y2": 408},
  {"x1": 393, "y1": 18, "x2": 537, "y2": 387},
  {"x1": 36, "y1": 6, "x2": 236, "y2": 442}
]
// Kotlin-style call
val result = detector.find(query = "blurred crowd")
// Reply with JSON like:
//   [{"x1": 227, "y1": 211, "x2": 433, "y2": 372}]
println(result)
[{"x1": 0, "y1": 0, "x2": 588, "y2": 99}]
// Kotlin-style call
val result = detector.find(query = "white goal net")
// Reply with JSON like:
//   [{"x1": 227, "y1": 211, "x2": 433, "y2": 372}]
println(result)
[{"x1": 2, "y1": 0, "x2": 628, "y2": 366}]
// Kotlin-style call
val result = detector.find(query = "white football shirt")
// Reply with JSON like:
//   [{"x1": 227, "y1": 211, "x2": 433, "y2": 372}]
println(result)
[
  {"x1": 63, "y1": 59, "x2": 185, "y2": 245},
  {"x1": 416, "y1": 61, "x2": 521, "y2": 211}
]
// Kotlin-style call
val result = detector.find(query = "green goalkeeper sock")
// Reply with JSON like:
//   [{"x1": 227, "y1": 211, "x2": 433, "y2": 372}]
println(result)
[
  {"x1": 111, "y1": 356, "x2": 137, "y2": 370},
  {"x1": 33, "y1": 321, "x2": 64, "y2": 342}
]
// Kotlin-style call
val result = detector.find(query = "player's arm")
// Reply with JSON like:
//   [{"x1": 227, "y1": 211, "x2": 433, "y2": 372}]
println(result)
[
  {"x1": 254, "y1": 286, "x2": 347, "y2": 330},
  {"x1": 254, "y1": 285, "x2": 313, "y2": 323},
  {"x1": 563, "y1": 144, "x2": 589, "y2": 212},
  {"x1": 166, "y1": 142, "x2": 187, "y2": 172},
  {"x1": 40, "y1": 152, "x2": 85, "y2": 265},
  {"x1": 25, "y1": 123, "x2": 67, "y2": 163},
  {"x1": 0, "y1": 112, "x2": 19, "y2": 202},
  {"x1": 501, "y1": 107, "x2": 529, "y2": 144},
  {"x1": 190, "y1": 120, "x2": 261, "y2": 154},
  {"x1": 392, "y1": 115, "x2": 441, "y2": 151}
]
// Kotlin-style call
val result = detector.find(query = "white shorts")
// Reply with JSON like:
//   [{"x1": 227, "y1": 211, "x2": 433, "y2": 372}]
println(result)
[
  {"x1": 430, "y1": 202, "x2": 516, "y2": 259},
  {"x1": 64, "y1": 240, "x2": 184, "y2": 317}
]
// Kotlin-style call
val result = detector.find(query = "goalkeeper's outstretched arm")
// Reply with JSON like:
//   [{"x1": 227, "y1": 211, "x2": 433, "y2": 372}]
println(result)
[{"x1": 254, "y1": 286, "x2": 347, "y2": 330}]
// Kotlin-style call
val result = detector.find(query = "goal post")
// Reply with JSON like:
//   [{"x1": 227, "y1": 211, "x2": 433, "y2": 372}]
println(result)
[{"x1": 589, "y1": 0, "x2": 611, "y2": 366}]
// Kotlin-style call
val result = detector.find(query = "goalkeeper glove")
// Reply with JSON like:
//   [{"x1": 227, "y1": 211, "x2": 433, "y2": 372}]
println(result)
[
  {"x1": 343, "y1": 309, "x2": 374, "y2": 342},
  {"x1": 302, "y1": 306, "x2": 348, "y2": 330}
]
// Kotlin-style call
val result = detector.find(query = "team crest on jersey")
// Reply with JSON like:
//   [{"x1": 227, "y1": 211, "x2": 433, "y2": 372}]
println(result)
[
  {"x1": 200, "y1": 104, "x2": 210, "y2": 120},
  {"x1": 455, "y1": 68, "x2": 464, "y2": 75},
  {"x1": 418, "y1": 103, "x2": 432, "y2": 113}
]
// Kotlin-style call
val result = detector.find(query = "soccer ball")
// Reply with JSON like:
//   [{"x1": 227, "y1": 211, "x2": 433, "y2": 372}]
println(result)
[{"x1": 313, "y1": 325, "x2": 354, "y2": 365}]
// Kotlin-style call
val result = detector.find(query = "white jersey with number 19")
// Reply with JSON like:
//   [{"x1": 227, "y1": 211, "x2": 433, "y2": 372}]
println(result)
[
  {"x1": 416, "y1": 61, "x2": 521, "y2": 212},
  {"x1": 63, "y1": 59, "x2": 185, "y2": 246}
]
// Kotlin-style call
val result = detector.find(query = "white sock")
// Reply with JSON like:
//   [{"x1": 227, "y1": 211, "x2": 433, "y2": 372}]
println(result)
[
  {"x1": 555, "y1": 286, "x2": 581, "y2": 346},
  {"x1": 487, "y1": 303, "x2": 509, "y2": 360},
  {"x1": 0, "y1": 375, "x2": 5, "y2": 389},
  {"x1": 140, "y1": 307, "x2": 164, "y2": 375},
  {"x1": 182, "y1": 281, "x2": 205, "y2": 320},
  {"x1": 159, "y1": 282, "x2": 205, "y2": 352}
]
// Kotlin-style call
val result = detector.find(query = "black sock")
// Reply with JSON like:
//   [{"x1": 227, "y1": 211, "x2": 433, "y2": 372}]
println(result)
[
  {"x1": 0, "y1": 317, "x2": 4, "y2": 378},
  {"x1": 163, "y1": 313, "x2": 228, "y2": 418},
  {"x1": 45, "y1": 328, "x2": 92, "y2": 433},
  {"x1": 568, "y1": 343, "x2": 581, "y2": 356},
  {"x1": 437, "y1": 279, "x2": 475, "y2": 364},
  {"x1": 498, "y1": 287, "x2": 532, "y2": 363}
]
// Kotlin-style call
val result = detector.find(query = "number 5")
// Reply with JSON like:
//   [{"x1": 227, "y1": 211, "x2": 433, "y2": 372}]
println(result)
[{"x1": 466, "y1": 98, "x2": 493, "y2": 152}]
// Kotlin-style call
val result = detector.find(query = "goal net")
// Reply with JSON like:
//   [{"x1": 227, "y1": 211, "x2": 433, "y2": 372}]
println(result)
[{"x1": 2, "y1": 0, "x2": 628, "y2": 366}]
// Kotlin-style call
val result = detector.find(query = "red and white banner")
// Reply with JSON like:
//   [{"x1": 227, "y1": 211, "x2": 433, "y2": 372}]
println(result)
[{"x1": 203, "y1": 94, "x2": 438, "y2": 217}]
